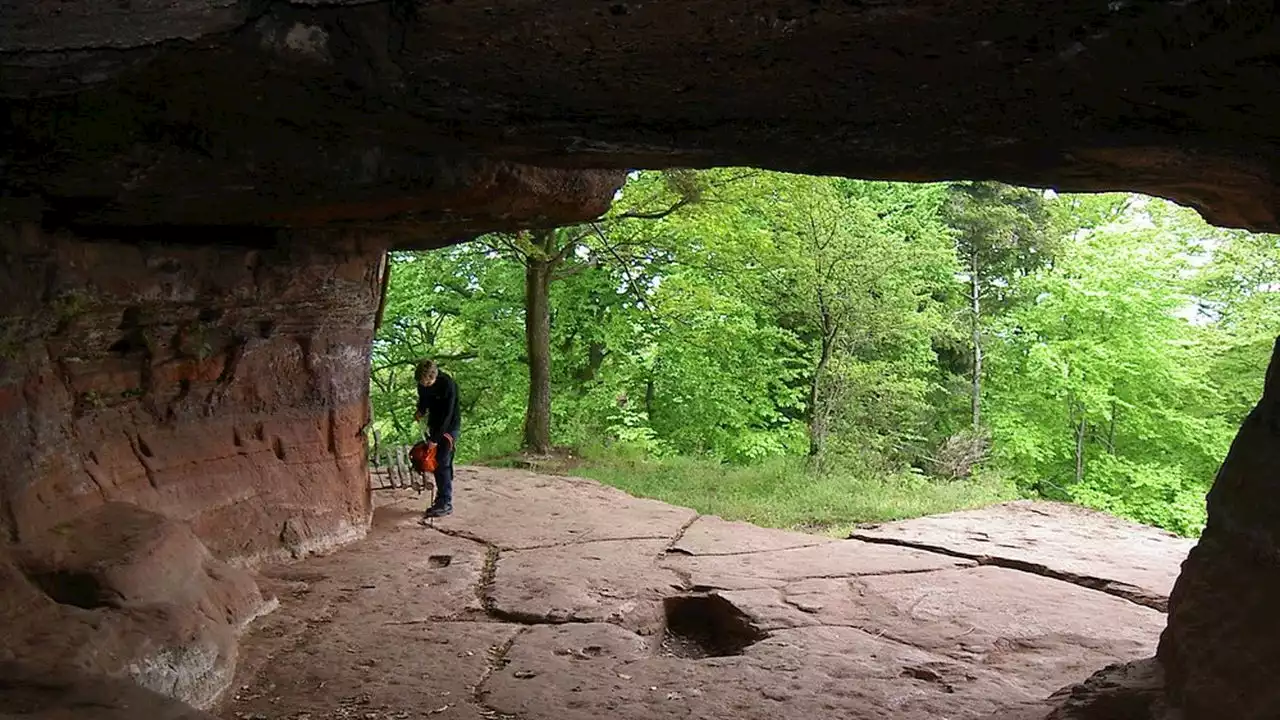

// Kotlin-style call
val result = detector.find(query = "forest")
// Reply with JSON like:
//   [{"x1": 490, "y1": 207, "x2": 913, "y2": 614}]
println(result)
[{"x1": 370, "y1": 170, "x2": 1279, "y2": 537}]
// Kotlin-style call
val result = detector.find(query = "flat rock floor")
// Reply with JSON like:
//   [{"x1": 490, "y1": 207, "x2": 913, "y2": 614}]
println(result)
[{"x1": 218, "y1": 467, "x2": 1192, "y2": 720}]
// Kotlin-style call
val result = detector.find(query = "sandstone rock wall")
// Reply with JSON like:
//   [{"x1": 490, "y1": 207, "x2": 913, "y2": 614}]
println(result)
[
  {"x1": 1158, "y1": 339, "x2": 1280, "y2": 720},
  {"x1": 0, "y1": 223, "x2": 384, "y2": 562}
]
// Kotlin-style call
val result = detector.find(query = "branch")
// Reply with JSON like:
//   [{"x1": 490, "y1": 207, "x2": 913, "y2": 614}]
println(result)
[
  {"x1": 552, "y1": 260, "x2": 595, "y2": 282},
  {"x1": 710, "y1": 168, "x2": 764, "y2": 188},
  {"x1": 611, "y1": 169, "x2": 762, "y2": 224},
  {"x1": 551, "y1": 228, "x2": 592, "y2": 265},
  {"x1": 484, "y1": 232, "x2": 528, "y2": 261},
  {"x1": 589, "y1": 222, "x2": 654, "y2": 317},
  {"x1": 408, "y1": 319, "x2": 435, "y2": 349},
  {"x1": 435, "y1": 278, "x2": 479, "y2": 299},
  {"x1": 614, "y1": 197, "x2": 694, "y2": 221},
  {"x1": 371, "y1": 353, "x2": 477, "y2": 375},
  {"x1": 370, "y1": 367, "x2": 397, "y2": 394}
]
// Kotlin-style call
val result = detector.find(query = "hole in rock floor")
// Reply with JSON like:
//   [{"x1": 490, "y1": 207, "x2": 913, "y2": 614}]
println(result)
[
  {"x1": 661, "y1": 593, "x2": 767, "y2": 658},
  {"x1": 24, "y1": 569, "x2": 113, "y2": 609}
]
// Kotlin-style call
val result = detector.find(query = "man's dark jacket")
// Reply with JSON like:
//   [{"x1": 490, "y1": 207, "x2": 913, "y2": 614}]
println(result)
[{"x1": 417, "y1": 372, "x2": 460, "y2": 441}]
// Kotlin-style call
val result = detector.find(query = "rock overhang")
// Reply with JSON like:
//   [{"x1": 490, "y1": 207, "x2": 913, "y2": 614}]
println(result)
[{"x1": 2, "y1": 0, "x2": 1279, "y2": 236}]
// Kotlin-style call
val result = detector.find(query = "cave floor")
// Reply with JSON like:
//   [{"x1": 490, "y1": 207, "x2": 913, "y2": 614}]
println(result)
[{"x1": 218, "y1": 466, "x2": 1192, "y2": 720}]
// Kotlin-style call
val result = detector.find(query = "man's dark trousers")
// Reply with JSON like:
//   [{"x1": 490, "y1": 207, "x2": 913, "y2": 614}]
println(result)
[{"x1": 433, "y1": 434, "x2": 456, "y2": 508}]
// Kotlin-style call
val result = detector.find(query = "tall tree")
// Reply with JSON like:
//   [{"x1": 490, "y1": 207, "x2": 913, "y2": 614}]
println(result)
[
  {"x1": 483, "y1": 171, "x2": 709, "y2": 454},
  {"x1": 702, "y1": 174, "x2": 956, "y2": 462},
  {"x1": 482, "y1": 228, "x2": 588, "y2": 454},
  {"x1": 942, "y1": 182, "x2": 1054, "y2": 431}
]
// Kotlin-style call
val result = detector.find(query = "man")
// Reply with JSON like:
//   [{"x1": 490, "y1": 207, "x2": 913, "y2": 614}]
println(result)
[{"x1": 414, "y1": 359, "x2": 460, "y2": 519}]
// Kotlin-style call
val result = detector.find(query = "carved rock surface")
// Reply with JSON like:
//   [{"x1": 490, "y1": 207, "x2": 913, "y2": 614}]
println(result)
[
  {"x1": 3, "y1": 2, "x2": 1280, "y2": 231},
  {"x1": 714, "y1": 566, "x2": 1165, "y2": 699},
  {"x1": 0, "y1": 223, "x2": 382, "y2": 561},
  {"x1": 491, "y1": 539, "x2": 684, "y2": 633}
]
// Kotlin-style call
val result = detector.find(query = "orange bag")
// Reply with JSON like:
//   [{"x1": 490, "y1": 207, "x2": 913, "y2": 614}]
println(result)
[{"x1": 409, "y1": 441, "x2": 438, "y2": 473}]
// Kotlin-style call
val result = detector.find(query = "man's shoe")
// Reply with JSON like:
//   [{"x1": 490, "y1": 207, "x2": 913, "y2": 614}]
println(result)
[{"x1": 422, "y1": 504, "x2": 453, "y2": 519}]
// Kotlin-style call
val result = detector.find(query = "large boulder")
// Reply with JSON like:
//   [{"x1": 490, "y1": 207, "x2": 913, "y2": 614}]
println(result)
[{"x1": 1, "y1": 503, "x2": 273, "y2": 708}]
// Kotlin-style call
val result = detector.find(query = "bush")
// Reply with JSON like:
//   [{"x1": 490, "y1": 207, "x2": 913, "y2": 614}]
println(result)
[
  {"x1": 929, "y1": 429, "x2": 991, "y2": 480},
  {"x1": 570, "y1": 451, "x2": 1014, "y2": 535}
]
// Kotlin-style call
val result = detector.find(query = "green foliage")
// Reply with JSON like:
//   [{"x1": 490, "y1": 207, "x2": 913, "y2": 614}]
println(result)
[
  {"x1": 984, "y1": 196, "x2": 1245, "y2": 534},
  {"x1": 370, "y1": 171, "x2": 1276, "y2": 536},
  {"x1": 1191, "y1": 222, "x2": 1280, "y2": 422}
]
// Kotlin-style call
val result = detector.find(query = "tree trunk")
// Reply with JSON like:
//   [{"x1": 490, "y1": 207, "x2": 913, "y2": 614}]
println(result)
[
  {"x1": 523, "y1": 251, "x2": 554, "y2": 454},
  {"x1": 577, "y1": 341, "x2": 606, "y2": 383},
  {"x1": 970, "y1": 247, "x2": 983, "y2": 432},
  {"x1": 373, "y1": 251, "x2": 391, "y2": 330},
  {"x1": 644, "y1": 374, "x2": 656, "y2": 420},
  {"x1": 1106, "y1": 399, "x2": 1118, "y2": 455},
  {"x1": 808, "y1": 328, "x2": 834, "y2": 458},
  {"x1": 1074, "y1": 405, "x2": 1087, "y2": 485}
]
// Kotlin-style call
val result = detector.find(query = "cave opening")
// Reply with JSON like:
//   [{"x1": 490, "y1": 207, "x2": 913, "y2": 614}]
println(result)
[{"x1": 3, "y1": 0, "x2": 1280, "y2": 717}]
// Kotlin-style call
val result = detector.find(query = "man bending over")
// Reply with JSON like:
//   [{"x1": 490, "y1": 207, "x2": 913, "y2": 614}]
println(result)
[{"x1": 414, "y1": 359, "x2": 460, "y2": 519}]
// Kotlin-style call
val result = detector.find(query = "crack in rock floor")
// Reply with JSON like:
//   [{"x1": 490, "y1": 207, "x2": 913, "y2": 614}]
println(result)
[{"x1": 218, "y1": 468, "x2": 1185, "y2": 720}]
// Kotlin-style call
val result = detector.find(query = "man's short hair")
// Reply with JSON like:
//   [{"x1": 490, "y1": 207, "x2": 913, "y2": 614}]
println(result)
[{"x1": 415, "y1": 359, "x2": 438, "y2": 383}]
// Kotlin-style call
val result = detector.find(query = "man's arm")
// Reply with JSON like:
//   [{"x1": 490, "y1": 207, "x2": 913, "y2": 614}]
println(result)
[{"x1": 434, "y1": 376, "x2": 458, "y2": 440}]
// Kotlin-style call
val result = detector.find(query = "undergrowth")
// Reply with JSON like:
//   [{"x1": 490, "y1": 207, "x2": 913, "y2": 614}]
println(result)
[{"x1": 476, "y1": 439, "x2": 1014, "y2": 537}]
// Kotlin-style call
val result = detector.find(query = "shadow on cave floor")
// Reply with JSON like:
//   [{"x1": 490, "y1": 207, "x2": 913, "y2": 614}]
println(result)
[{"x1": 218, "y1": 466, "x2": 1191, "y2": 720}]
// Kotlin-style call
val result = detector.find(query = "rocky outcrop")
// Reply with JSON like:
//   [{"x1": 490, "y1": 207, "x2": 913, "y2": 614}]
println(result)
[
  {"x1": 0, "y1": 223, "x2": 391, "y2": 708},
  {"x1": 3, "y1": 1, "x2": 1280, "y2": 232},
  {"x1": 0, "y1": 223, "x2": 382, "y2": 561},
  {"x1": 1158, "y1": 339, "x2": 1280, "y2": 720},
  {"x1": 988, "y1": 659, "x2": 1176, "y2": 720},
  {"x1": 852, "y1": 501, "x2": 1196, "y2": 611}
]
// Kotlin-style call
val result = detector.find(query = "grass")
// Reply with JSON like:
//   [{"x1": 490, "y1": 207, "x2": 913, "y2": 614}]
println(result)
[{"x1": 560, "y1": 451, "x2": 1015, "y2": 537}]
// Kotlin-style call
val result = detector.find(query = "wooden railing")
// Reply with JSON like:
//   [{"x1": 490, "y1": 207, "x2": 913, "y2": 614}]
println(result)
[{"x1": 367, "y1": 430, "x2": 432, "y2": 493}]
